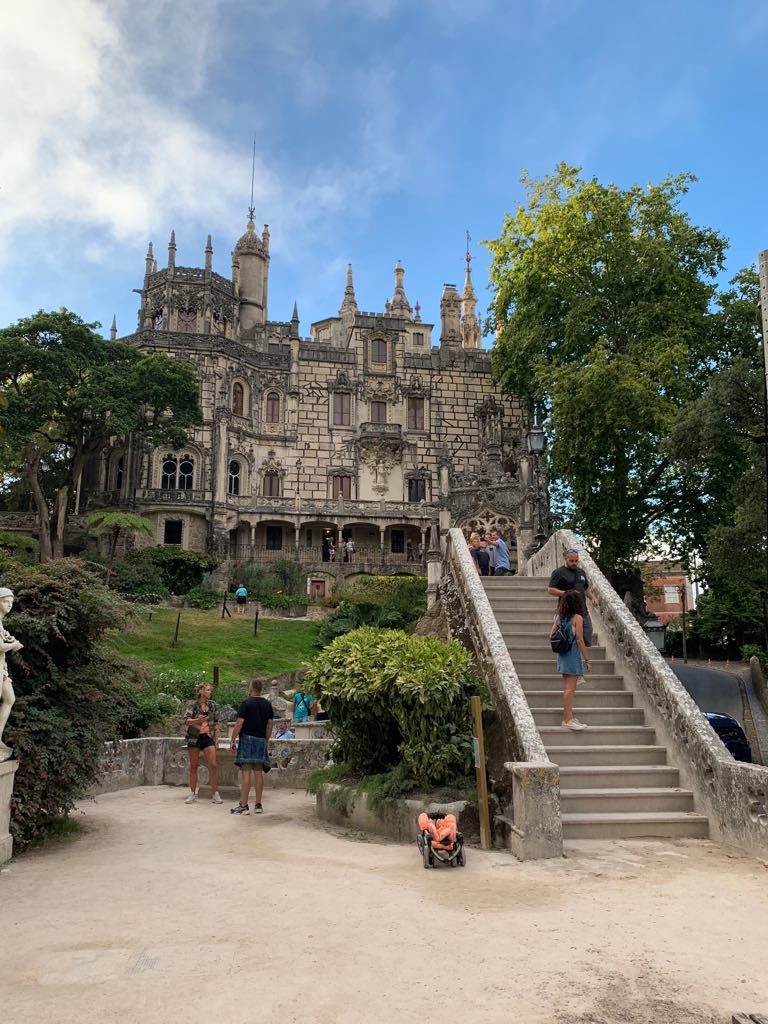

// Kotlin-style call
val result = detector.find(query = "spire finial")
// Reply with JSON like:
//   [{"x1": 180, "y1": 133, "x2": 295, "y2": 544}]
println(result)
[
  {"x1": 340, "y1": 262, "x2": 358, "y2": 317},
  {"x1": 465, "y1": 228, "x2": 472, "y2": 273},
  {"x1": 168, "y1": 230, "x2": 176, "y2": 269},
  {"x1": 110, "y1": 315, "x2": 117, "y2": 341},
  {"x1": 248, "y1": 136, "x2": 256, "y2": 222},
  {"x1": 389, "y1": 258, "x2": 411, "y2": 318},
  {"x1": 291, "y1": 301, "x2": 300, "y2": 339},
  {"x1": 145, "y1": 241, "x2": 154, "y2": 278},
  {"x1": 205, "y1": 234, "x2": 213, "y2": 270}
]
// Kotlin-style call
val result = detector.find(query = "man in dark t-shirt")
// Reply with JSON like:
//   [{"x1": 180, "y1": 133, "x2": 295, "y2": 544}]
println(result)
[
  {"x1": 229, "y1": 679, "x2": 274, "y2": 815},
  {"x1": 547, "y1": 547, "x2": 597, "y2": 647}
]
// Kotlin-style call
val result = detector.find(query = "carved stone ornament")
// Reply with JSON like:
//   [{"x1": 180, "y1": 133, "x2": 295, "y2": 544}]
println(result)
[
  {"x1": 326, "y1": 369, "x2": 354, "y2": 393},
  {"x1": 260, "y1": 450, "x2": 286, "y2": 478},
  {"x1": 359, "y1": 439, "x2": 403, "y2": 495},
  {"x1": 398, "y1": 373, "x2": 431, "y2": 400}
]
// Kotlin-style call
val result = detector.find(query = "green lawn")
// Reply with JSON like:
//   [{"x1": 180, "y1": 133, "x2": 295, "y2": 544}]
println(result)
[{"x1": 106, "y1": 606, "x2": 319, "y2": 682}]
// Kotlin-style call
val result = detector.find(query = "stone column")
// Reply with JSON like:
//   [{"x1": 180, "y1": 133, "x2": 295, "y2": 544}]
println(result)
[
  {"x1": 294, "y1": 524, "x2": 301, "y2": 561},
  {"x1": 426, "y1": 521, "x2": 442, "y2": 608},
  {"x1": 0, "y1": 759, "x2": 19, "y2": 864},
  {"x1": 379, "y1": 526, "x2": 386, "y2": 565},
  {"x1": 214, "y1": 415, "x2": 228, "y2": 504}
]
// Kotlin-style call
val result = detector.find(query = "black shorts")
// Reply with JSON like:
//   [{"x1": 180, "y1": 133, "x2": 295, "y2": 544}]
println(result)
[
  {"x1": 236, "y1": 596, "x2": 247, "y2": 605},
  {"x1": 187, "y1": 734, "x2": 215, "y2": 750}
]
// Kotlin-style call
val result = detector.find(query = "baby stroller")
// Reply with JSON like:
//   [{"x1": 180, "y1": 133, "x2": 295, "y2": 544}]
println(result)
[{"x1": 416, "y1": 811, "x2": 466, "y2": 869}]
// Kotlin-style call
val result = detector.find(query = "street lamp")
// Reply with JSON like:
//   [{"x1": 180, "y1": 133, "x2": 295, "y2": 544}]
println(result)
[{"x1": 526, "y1": 415, "x2": 547, "y2": 548}]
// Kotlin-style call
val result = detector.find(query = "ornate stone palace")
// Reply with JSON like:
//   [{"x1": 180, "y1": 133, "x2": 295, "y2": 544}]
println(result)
[{"x1": 84, "y1": 215, "x2": 546, "y2": 590}]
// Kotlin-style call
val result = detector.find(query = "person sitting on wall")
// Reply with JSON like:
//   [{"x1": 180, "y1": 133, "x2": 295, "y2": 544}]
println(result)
[{"x1": 272, "y1": 719, "x2": 295, "y2": 769}]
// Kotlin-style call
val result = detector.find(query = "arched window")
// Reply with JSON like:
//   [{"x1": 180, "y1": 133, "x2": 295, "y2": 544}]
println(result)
[
  {"x1": 178, "y1": 456, "x2": 194, "y2": 490},
  {"x1": 266, "y1": 391, "x2": 280, "y2": 424},
  {"x1": 232, "y1": 382, "x2": 244, "y2": 416},
  {"x1": 115, "y1": 456, "x2": 125, "y2": 491},
  {"x1": 228, "y1": 460, "x2": 241, "y2": 496},
  {"x1": 263, "y1": 471, "x2": 280, "y2": 497},
  {"x1": 161, "y1": 456, "x2": 177, "y2": 489},
  {"x1": 371, "y1": 338, "x2": 387, "y2": 364},
  {"x1": 161, "y1": 454, "x2": 195, "y2": 490}
]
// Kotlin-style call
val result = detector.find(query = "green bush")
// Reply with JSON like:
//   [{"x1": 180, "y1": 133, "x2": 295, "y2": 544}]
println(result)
[
  {"x1": 315, "y1": 576, "x2": 426, "y2": 648},
  {"x1": 741, "y1": 644, "x2": 768, "y2": 674},
  {"x1": 0, "y1": 556, "x2": 146, "y2": 848},
  {"x1": 228, "y1": 558, "x2": 305, "y2": 600},
  {"x1": 0, "y1": 531, "x2": 38, "y2": 563},
  {"x1": 303, "y1": 627, "x2": 478, "y2": 788},
  {"x1": 185, "y1": 586, "x2": 221, "y2": 609},
  {"x1": 113, "y1": 547, "x2": 217, "y2": 597},
  {"x1": 259, "y1": 592, "x2": 309, "y2": 611}
]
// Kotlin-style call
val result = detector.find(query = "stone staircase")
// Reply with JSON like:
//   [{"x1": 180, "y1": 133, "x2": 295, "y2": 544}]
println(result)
[{"x1": 482, "y1": 575, "x2": 709, "y2": 841}]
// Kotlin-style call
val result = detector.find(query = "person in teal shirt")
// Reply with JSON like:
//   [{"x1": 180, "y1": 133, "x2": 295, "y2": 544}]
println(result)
[
  {"x1": 293, "y1": 691, "x2": 316, "y2": 722},
  {"x1": 234, "y1": 584, "x2": 248, "y2": 615}
]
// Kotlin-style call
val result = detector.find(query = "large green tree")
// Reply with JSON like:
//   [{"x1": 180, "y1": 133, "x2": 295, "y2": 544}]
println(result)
[
  {"x1": 664, "y1": 269, "x2": 767, "y2": 648},
  {"x1": 487, "y1": 164, "x2": 728, "y2": 567},
  {"x1": 0, "y1": 310, "x2": 201, "y2": 562}
]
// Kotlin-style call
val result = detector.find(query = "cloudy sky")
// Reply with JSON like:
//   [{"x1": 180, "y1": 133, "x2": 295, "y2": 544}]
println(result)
[{"x1": 2, "y1": 0, "x2": 767, "y2": 340}]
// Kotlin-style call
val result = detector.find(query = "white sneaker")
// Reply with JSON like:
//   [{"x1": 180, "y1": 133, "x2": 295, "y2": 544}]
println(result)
[
  {"x1": 184, "y1": 791, "x2": 198, "y2": 803},
  {"x1": 562, "y1": 719, "x2": 588, "y2": 731},
  {"x1": 211, "y1": 792, "x2": 223, "y2": 804}
]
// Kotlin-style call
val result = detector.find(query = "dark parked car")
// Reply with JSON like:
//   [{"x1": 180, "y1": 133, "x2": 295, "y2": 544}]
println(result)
[{"x1": 704, "y1": 712, "x2": 752, "y2": 763}]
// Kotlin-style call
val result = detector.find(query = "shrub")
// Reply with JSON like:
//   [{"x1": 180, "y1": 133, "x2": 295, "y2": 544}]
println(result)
[
  {"x1": 185, "y1": 586, "x2": 221, "y2": 609},
  {"x1": 741, "y1": 644, "x2": 768, "y2": 674},
  {"x1": 228, "y1": 559, "x2": 305, "y2": 600},
  {"x1": 114, "y1": 547, "x2": 217, "y2": 597},
  {"x1": 0, "y1": 556, "x2": 146, "y2": 848},
  {"x1": 303, "y1": 627, "x2": 478, "y2": 788},
  {"x1": 314, "y1": 576, "x2": 426, "y2": 649},
  {"x1": 0, "y1": 531, "x2": 38, "y2": 563},
  {"x1": 259, "y1": 592, "x2": 309, "y2": 611}
]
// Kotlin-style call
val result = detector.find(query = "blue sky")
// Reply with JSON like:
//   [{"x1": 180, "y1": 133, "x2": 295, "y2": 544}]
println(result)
[{"x1": 2, "y1": 0, "x2": 768, "y2": 341}]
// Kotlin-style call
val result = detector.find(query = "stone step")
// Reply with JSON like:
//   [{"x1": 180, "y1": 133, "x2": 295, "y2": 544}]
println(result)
[
  {"x1": 559, "y1": 765, "x2": 681, "y2": 789},
  {"x1": 526, "y1": 689, "x2": 634, "y2": 708},
  {"x1": 512, "y1": 658, "x2": 616, "y2": 674},
  {"x1": 485, "y1": 597, "x2": 557, "y2": 609},
  {"x1": 548, "y1": 745, "x2": 668, "y2": 766},
  {"x1": 482, "y1": 577, "x2": 549, "y2": 588},
  {"x1": 519, "y1": 674, "x2": 626, "y2": 690},
  {"x1": 531, "y1": 707, "x2": 645, "y2": 727},
  {"x1": 541, "y1": 725, "x2": 656, "y2": 746},
  {"x1": 560, "y1": 788, "x2": 696, "y2": 814},
  {"x1": 562, "y1": 811, "x2": 709, "y2": 840},
  {"x1": 504, "y1": 642, "x2": 608, "y2": 660}
]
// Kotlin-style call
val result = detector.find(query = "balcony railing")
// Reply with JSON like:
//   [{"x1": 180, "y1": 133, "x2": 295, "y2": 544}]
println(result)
[
  {"x1": 229, "y1": 544, "x2": 427, "y2": 567},
  {"x1": 356, "y1": 422, "x2": 403, "y2": 440},
  {"x1": 136, "y1": 488, "x2": 211, "y2": 505}
]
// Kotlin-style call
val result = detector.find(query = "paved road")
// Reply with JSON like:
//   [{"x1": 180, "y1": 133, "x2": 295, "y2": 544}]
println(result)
[{"x1": 670, "y1": 663, "x2": 744, "y2": 724}]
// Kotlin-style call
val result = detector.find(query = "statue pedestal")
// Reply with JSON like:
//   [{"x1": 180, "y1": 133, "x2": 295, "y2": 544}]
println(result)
[{"x1": 0, "y1": 759, "x2": 18, "y2": 864}]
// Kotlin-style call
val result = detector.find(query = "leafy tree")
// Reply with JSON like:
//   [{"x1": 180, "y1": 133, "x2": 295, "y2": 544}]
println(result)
[
  {"x1": 487, "y1": 164, "x2": 727, "y2": 567},
  {"x1": 84, "y1": 510, "x2": 155, "y2": 585},
  {"x1": 0, "y1": 310, "x2": 201, "y2": 562},
  {"x1": 664, "y1": 269, "x2": 767, "y2": 648}
]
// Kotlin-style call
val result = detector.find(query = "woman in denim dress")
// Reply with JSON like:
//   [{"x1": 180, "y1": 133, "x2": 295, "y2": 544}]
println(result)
[{"x1": 554, "y1": 590, "x2": 592, "y2": 730}]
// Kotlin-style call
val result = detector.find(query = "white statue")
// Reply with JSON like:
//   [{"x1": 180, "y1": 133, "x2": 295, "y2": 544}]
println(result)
[{"x1": 0, "y1": 588, "x2": 22, "y2": 762}]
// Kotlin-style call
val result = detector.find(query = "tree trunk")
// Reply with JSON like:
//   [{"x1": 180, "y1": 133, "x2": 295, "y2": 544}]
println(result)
[
  {"x1": 24, "y1": 450, "x2": 53, "y2": 563},
  {"x1": 52, "y1": 483, "x2": 70, "y2": 560}
]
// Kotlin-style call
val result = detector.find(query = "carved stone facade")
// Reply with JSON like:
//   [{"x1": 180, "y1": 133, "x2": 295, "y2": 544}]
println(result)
[{"x1": 86, "y1": 218, "x2": 545, "y2": 586}]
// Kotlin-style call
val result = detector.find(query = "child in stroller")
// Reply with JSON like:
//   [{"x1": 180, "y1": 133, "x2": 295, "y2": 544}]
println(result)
[{"x1": 416, "y1": 811, "x2": 466, "y2": 868}]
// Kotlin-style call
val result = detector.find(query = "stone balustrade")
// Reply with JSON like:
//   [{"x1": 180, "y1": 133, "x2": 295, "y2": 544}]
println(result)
[
  {"x1": 440, "y1": 527, "x2": 562, "y2": 860},
  {"x1": 93, "y1": 735, "x2": 331, "y2": 796},
  {"x1": 532, "y1": 530, "x2": 768, "y2": 857}
]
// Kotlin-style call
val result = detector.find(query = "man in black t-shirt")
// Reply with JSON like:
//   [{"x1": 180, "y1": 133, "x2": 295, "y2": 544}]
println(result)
[
  {"x1": 547, "y1": 547, "x2": 597, "y2": 647},
  {"x1": 229, "y1": 679, "x2": 274, "y2": 815}
]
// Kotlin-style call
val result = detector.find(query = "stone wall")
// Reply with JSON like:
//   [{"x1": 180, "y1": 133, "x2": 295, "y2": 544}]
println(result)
[
  {"x1": 440, "y1": 527, "x2": 562, "y2": 860},
  {"x1": 529, "y1": 531, "x2": 768, "y2": 857},
  {"x1": 93, "y1": 736, "x2": 331, "y2": 795}
]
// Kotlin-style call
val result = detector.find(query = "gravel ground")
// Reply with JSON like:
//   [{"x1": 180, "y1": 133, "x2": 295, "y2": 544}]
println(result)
[{"x1": 1, "y1": 786, "x2": 767, "y2": 1024}]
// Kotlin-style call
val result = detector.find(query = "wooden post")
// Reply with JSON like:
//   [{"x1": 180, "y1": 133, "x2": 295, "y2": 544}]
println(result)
[
  {"x1": 213, "y1": 665, "x2": 219, "y2": 687},
  {"x1": 471, "y1": 695, "x2": 492, "y2": 850},
  {"x1": 172, "y1": 610, "x2": 181, "y2": 646},
  {"x1": 221, "y1": 594, "x2": 231, "y2": 619},
  {"x1": 253, "y1": 608, "x2": 259, "y2": 635}
]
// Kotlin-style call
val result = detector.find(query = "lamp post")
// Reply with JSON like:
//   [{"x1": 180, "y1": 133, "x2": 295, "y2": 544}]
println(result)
[{"x1": 526, "y1": 415, "x2": 547, "y2": 549}]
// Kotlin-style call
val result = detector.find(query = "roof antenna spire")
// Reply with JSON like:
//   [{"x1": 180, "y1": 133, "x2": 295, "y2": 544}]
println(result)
[
  {"x1": 248, "y1": 136, "x2": 256, "y2": 223},
  {"x1": 465, "y1": 228, "x2": 472, "y2": 272}
]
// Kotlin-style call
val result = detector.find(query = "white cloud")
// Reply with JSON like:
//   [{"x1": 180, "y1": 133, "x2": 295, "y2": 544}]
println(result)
[{"x1": 0, "y1": 0, "x2": 408, "y2": 271}]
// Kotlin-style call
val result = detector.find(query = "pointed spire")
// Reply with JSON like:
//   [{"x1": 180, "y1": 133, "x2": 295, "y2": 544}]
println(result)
[
  {"x1": 290, "y1": 301, "x2": 300, "y2": 339},
  {"x1": 205, "y1": 234, "x2": 213, "y2": 271},
  {"x1": 339, "y1": 263, "x2": 358, "y2": 317},
  {"x1": 167, "y1": 230, "x2": 176, "y2": 269},
  {"x1": 145, "y1": 241, "x2": 154, "y2": 278},
  {"x1": 389, "y1": 259, "x2": 412, "y2": 317},
  {"x1": 461, "y1": 230, "x2": 480, "y2": 350},
  {"x1": 110, "y1": 315, "x2": 117, "y2": 341},
  {"x1": 262, "y1": 224, "x2": 270, "y2": 252},
  {"x1": 414, "y1": 300, "x2": 422, "y2": 323}
]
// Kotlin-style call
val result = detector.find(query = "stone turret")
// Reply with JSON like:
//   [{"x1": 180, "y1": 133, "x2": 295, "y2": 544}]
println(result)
[
  {"x1": 110, "y1": 316, "x2": 117, "y2": 341},
  {"x1": 234, "y1": 214, "x2": 270, "y2": 333},
  {"x1": 144, "y1": 241, "x2": 154, "y2": 280},
  {"x1": 205, "y1": 234, "x2": 213, "y2": 271},
  {"x1": 389, "y1": 259, "x2": 412, "y2": 318},
  {"x1": 439, "y1": 284, "x2": 462, "y2": 347},
  {"x1": 167, "y1": 230, "x2": 176, "y2": 270},
  {"x1": 291, "y1": 301, "x2": 300, "y2": 339}
]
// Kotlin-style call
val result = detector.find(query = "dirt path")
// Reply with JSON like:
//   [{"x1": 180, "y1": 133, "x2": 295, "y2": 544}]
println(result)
[{"x1": 1, "y1": 787, "x2": 767, "y2": 1024}]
